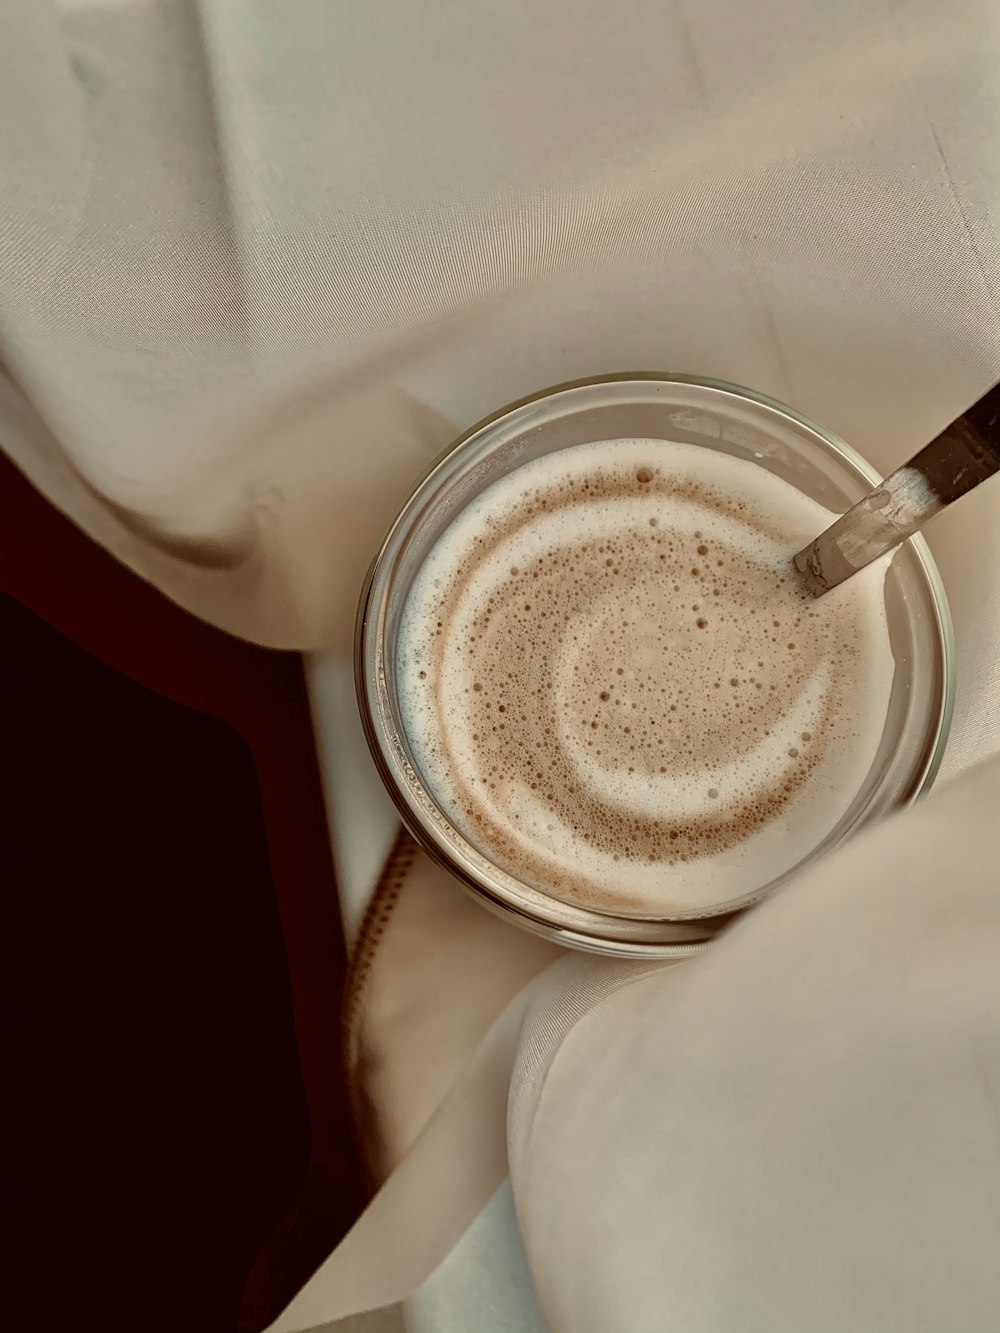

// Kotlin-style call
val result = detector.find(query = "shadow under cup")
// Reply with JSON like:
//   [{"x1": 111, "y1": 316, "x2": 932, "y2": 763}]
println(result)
[{"x1": 356, "y1": 375, "x2": 954, "y2": 958}]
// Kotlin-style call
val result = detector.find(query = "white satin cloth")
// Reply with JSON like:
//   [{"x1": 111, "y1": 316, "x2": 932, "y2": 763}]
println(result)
[{"x1": 2, "y1": 2, "x2": 999, "y2": 1330}]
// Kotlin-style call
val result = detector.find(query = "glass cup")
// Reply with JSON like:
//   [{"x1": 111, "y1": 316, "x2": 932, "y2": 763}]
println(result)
[{"x1": 356, "y1": 375, "x2": 954, "y2": 958}]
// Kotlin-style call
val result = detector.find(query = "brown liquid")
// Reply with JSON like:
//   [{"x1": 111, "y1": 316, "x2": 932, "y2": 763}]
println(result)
[{"x1": 399, "y1": 441, "x2": 887, "y2": 914}]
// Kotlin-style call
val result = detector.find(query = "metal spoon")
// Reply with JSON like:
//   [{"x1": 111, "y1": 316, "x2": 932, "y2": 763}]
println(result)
[{"x1": 794, "y1": 382, "x2": 1000, "y2": 596}]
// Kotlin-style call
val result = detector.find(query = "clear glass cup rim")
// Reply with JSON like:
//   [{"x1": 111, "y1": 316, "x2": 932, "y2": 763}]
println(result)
[{"x1": 356, "y1": 373, "x2": 955, "y2": 958}]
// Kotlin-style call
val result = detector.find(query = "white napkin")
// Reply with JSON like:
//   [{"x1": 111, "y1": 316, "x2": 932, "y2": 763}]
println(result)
[
  {"x1": 511, "y1": 756, "x2": 1000, "y2": 1332},
  {"x1": 3, "y1": 0, "x2": 997, "y2": 666}
]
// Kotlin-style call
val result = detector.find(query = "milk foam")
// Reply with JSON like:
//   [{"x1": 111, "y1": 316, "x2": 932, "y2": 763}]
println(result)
[{"x1": 397, "y1": 438, "x2": 893, "y2": 915}]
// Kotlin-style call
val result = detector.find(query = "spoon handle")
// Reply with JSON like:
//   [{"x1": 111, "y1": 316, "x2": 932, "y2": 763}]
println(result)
[{"x1": 794, "y1": 381, "x2": 1000, "y2": 596}]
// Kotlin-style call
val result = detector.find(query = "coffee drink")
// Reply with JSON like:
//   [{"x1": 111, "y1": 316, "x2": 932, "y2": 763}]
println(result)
[{"x1": 397, "y1": 438, "x2": 893, "y2": 915}]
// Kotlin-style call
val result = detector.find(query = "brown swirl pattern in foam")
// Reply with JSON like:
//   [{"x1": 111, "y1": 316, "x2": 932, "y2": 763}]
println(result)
[{"x1": 411, "y1": 460, "x2": 867, "y2": 910}]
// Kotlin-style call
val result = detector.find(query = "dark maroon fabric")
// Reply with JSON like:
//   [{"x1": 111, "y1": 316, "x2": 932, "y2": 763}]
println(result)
[{"x1": 1, "y1": 453, "x2": 364, "y2": 1333}]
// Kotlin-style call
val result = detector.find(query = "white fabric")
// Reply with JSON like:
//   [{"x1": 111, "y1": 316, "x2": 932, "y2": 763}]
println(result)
[
  {"x1": 307, "y1": 656, "x2": 399, "y2": 947},
  {"x1": 404, "y1": 1184, "x2": 548, "y2": 1333},
  {"x1": 3, "y1": 0, "x2": 999, "y2": 655},
  {"x1": 511, "y1": 760, "x2": 1000, "y2": 1332},
  {"x1": 2, "y1": 2, "x2": 1000, "y2": 1331}
]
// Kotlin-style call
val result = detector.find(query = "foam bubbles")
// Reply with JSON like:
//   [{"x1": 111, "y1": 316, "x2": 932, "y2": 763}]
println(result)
[{"x1": 398, "y1": 438, "x2": 893, "y2": 915}]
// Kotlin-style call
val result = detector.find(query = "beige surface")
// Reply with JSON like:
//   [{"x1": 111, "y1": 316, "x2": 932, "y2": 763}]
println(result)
[{"x1": 2, "y1": 2, "x2": 1000, "y2": 1330}]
